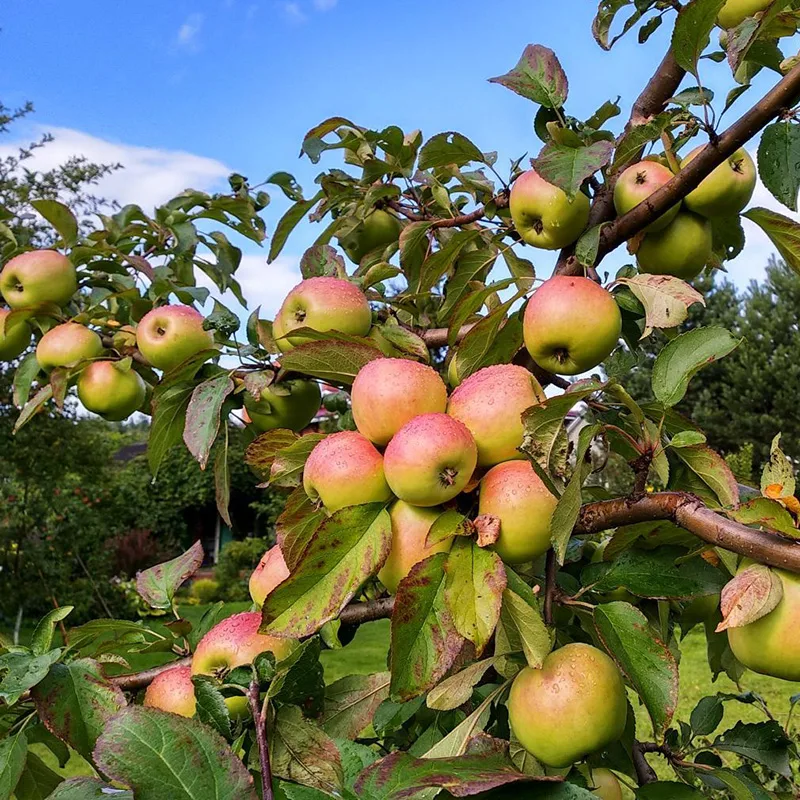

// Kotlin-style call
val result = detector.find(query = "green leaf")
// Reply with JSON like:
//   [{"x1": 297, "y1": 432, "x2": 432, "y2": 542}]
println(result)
[
  {"x1": 427, "y1": 658, "x2": 501, "y2": 711},
  {"x1": 32, "y1": 659, "x2": 126, "y2": 760},
  {"x1": 497, "y1": 589, "x2": 553, "y2": 670},
  {"x1": 671, "y1": 0, "x2": 726, "y2": 77},
  {"x1": 300, "y1": 243, "x2": 345, "y2": 279},
  {"x1": 690, "y1": 695, "x2": 725, "y2": 736},
  {"x1": 94, "y1": 706, "x2": 257, "y2": 799},
  {"x1": 214, "y1": 423, "x2": 231, "y2": 527},
  {"x1": 44, "y1": 777, "x2": 134, "y2": 798},
  {"x1": 390, "y1": 553, "x2": 465, "y2": 701},
  {"x1": 13, "y1": 351, "x2": 41, "y2": 408},
  {"x1": 0, "y1": 650, "x2": 62, "y2": 705},
  {"x1": 321, "y1": 672, "x2": 391, "y2": 739},
  {"x1": 275, "y1": 486, "x2": 327, "y2": 569},
  {"x1": 279, "y1": 339, "x2": 382, "y2": 384},
  {"x1": 454, "y1": 303, "x2": 524, "y2": 381},
  {"x1": 501, "y1": 247, "x2": 535, "y2": 291},
  {"x1": 31, "y1": 199, "x2": 79, "y2": 247},
  {"x1": 267, "y1": 638, "x2": 325, "y2": 714},
  {"x1": 636, "y1": 785, "x2": 705, "y2": 799},
  {"x1": 593, "y1": 0, "x2": 640, "y2": 50},
  {"x1": 30, "y1": 607, "x2": 73, "y2": 655},
  {"x1": 444, "y1": 539, "x2": 507, "y2": 654},
  {"x1": 418, "y1": 132, "x2": 486, "y2": 170},
  {"x1": 14, "y1": 384, "x2": 54, "y2": 433},
  {"x1": 136, "y1": 541, "x2": 204, "y2": 610},
  {"x1": 377, "y1": 325, "x2": 430, "y2": 363},
  {"x1": 0, "y1": 730, "x2": 26, "y2": 800},
  {"x1": 191, "y1": 676, "x2": 232, "y2": 739},
  {"x1": 14, "y1": 751, "x2": 62, "y2": 799},
  {"x1": 147, "y1": 383, "x2": 193, "y2": 476},
  {"x1": 757, "y1": 121, "x2": 800, "y2": 211},
  {"x1": 269, "y1": 191, "x2": 323, "y2": 263},
  {"x1": 582, "y1": 546, "x2": 726, "y2": 599},
  {"x1": 729, "y1": 497, "x2": 798, "y2": 537},
  {"x1": 743, "y1": 206, "x2": 800, "y2": 277},
  {"x1": 182, "y1": 374, "x2": 234, "y2": 469},
  {"x1": 713, "y1": 720, "x2": 792, "y2": 778},
  {"x1": 701, "y1": 767, "x2": 773, "y2": 799},
  {"x1": 489, "y1": 44, "x2": 569, "y2": 108},
  {"x1": 533, "y1": 141, "x2": 613, "y2": 199},
  {"x1": 575, "y1": 224, "x2": 606, "y2": 268},
  {"x1": 651, "y1": 326, "x2": 742, "y2": 406},
  {"x1": 244, "y1": 428, "x2": 300, "y2": 482},
  {"x1": 270, "y1": 705, "x2": 343, "y2": 794},
  {"x1": 550, "y1": 423, "x2": 602, "y2": 563},
  {"x1": 203, "y1": 299, "x2": 239, "y2": 337},
  {"x1": 269, "y1": 432, "x2": 327, "y2": 489},
  {"x1": 417, "y1": 230, "x2": 481, "y2": 293},
  {"x1": 262, "y1": 504, "x2": 392, "y2": 638},
  {"x1": 616, "y1": 275, "x2": 705, "y2": 338},
  {"x1": 267, "y1": 171, "x2": 304, "y2": 201},
  {"x1": 594, "y1": 602, "x2": 679, "y2": 737},
  {"x1": 612, "y1": 113, "x2": 672, "y2": 172},
  {"x1": 673, "y1": 444, "x2": 740, "y2": 508}
]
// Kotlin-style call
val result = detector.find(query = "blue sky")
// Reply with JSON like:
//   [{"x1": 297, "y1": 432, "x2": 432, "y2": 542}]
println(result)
[{"x1": 0, "y1": 0, "x2": 793, "y2": 319}]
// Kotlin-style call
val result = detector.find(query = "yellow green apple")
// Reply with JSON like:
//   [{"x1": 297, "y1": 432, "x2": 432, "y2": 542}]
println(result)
[
  {"x1": 352, "y1": 357, "x2": 448, "y2": 446},
  {"x1": 383, "y1": 413, "x2": 477, "y2": 506},
  {"x1": 447, "y1": 364, "x2": 546, "y2": 466},
  {"x1": 77, "y1": 361, "x2": 147, "y2": 421},
  {"x1": 507, "y1": 643, "x2": 628, "y2": 767},
  {"x1": 243, "y1": 379, "x2": 321, "y2": 433},
  {"x1": 0, "y1": 250, "x2": 78, "y2": 309},
  {"x1": 718, "y1": 0, "x2": 771, "y2": 29},
  {"x1": 682, "y1": 146, "x2": 756, "y2": 218},
  {"x1": 636, "y1": 212, "x2": 712, "y2": 280},
  {"x1": 613, "y1": 160, "x2": 680, "y2": 232},
  {"x1": 0, "y1": 308, "x2": 31, "y2": 361},
  {"x1": 36, "y1": 322, "x2": 103, "y2": 370},
  {"x1": 523, "y1": 276, "x2": 621, "y2": 375},
  {"x1": 587, "y1": 767, "x2": 623, "y2": 800},
  {"x1": 510, "y1": 170, "x2": 590, "y2": 250},
  {"x1": 337, "y1": 208, "x2": 401, "y2": 264},
  {"x1": 303, "y1": 430, "x2": 392, "y2": 512}
]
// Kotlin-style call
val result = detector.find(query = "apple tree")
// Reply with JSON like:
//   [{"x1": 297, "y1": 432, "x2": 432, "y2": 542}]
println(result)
[{"x1": 4, "y1": 1, "x2": 800, "y2": 797}]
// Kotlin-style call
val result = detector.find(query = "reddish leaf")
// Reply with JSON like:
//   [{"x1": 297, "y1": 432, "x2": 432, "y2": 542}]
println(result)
[
  {"x1": 136, "y1": 540, "x2": 204, "y2": 610},
  {"x1": 473, "y1": 514, "x2": 501, "y2": 547},
  {"x1": 245, "y1": 428, "x2": 299, "y2": 482},
  {"x1": 276, "y1": 487, "x2": 326, "y2": 570},
  {"x1": 717, "y1": 564, "x2": 784, "y2": 632}
]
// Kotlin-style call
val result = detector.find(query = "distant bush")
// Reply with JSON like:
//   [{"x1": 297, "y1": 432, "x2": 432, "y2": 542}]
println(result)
[
  {"x1": 214, "y1": 538, "x2": 269, "y2": 601},
  {"x1": 190, "y1": 578, "x2": 221, "y2": 604}
]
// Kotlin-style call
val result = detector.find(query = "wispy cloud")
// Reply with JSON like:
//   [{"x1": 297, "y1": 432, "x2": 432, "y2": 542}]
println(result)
[
  {"x1": 176, "y1": 13, "x2": 204, "y2": 49},
  {"x1": 281, "y1": 2, "x2": 308, "y2": 23},
  {"x1": 312, "y1": 0, "x2": 337, "y2": 10}
]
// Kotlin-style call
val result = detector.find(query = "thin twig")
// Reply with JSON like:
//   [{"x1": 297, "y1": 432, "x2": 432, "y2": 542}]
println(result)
[{"x1": 249, "y1": 678, "x2": 274, "y2": 800}]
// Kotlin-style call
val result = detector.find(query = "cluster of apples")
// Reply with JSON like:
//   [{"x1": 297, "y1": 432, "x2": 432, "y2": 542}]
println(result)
[
  {"x1": 0, "y1": 249, "x2": 217, "y2": 420},
  {"x1": 509, "y1": 147, "x2": 755, "y2": 283}
]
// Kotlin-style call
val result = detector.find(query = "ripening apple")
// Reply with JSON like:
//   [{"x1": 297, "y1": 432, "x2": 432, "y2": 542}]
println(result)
[
  {"x1": 447, "y1": 364, "x2": 546, "y2": 467},
  {"x1": 508, "y1": 643, "x2": 628, "y2": 767},
  {"x1": 0, "y1": 250, "x2": 78, "y2": 309},
  {"x1": 682, "y1": 146, "x2": 756, "y2": 218},
  {"x1": 383, "y1": 413, "x2": 477, "y2": 506},
  {"x1": 144, "y1": 665, "x2": 197, "y2": 717},
  {"x1": 675, "y1": 593, "x2": 720, "y2": 626},
  {"x1": 137, "y1": 305, "x2": 215, "y2": 372},
  {"x1": 478, "y1": 460, "x2": 557, "y2": 564},
  {"x1": 587, "y1": 768, "x2": 623, "y2": 800},
  {"x1": 36, "y1": 322, "x2": 104, "y2": 370},
  {"x1": 727, "y1": 565, "x2": 800, "y2": 681},
  {"x1": 273, "y1": 277, "x2": 372, "y2": 351},
  {"x1": 0, "y1": 309, "x2": 31, "y2": 361},
  {"x1": 244, "y1": 379, "x2": 321, "y2": 433},
  {"x1": 192, "y1": 611, "x2": 294, "y2": 677},
  {"x1": 337, "y1": 209, "x2": 401, "y2": 264},
  {"x1": 378, "y1": 501, "x2": 452, "y2": 593},
  {"x1": 303, "y1": 430, "x2": 392, "y2": 512},
  {"x1": 249, "y1": 545, "x2": 291, "y2": 607},
  {"x1": 510, "y1": 170, "x2": 590, "y2": 250},
  {"x1": 718, "y1": 0, "x2": 771, "y2": 29},
  {"x1": 523, "y1": 276, "x2": 621, "y2": 375},
  {"x1": 351, "y1": 358, "x2": 448, "y2": 446},
  {"x1": 77, "y1": 361, "x2": 147, "y2": 421},
  {"x1": 636, "y1": 212, "x2": 712, "y2": 281},
  {"x1": 613, "y1": 161, "x2": 680, "y2": 232}
]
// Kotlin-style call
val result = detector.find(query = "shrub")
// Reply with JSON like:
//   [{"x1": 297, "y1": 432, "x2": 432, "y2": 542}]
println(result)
[{"x1": 190, "y1": 578, "x2": 221, "y2": 604}]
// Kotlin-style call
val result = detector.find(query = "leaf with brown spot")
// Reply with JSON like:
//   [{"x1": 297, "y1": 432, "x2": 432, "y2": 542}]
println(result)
[
  {"x1": 473, "y1": 514, "x2": 501, "y2": 547},
  {"x1": 276, "y1": 486, "x2": 327, "y2": 570},
  {"x1": 425, "y1": 510, "x2": 474, "y2": 549},
  {"x1": 444, "y1": 539, "x2": 506, "y2": 655},
  {"x1": 616, "y1": 274, "x2": 705, "y2": 338},
  {"x1": 717, "y1": 564, "x2": 784, "y2": 632},
  {"x1": 136, "y1": 540, "x2": 203, "y2": 610},
  {"x1": 262, "y1": 503, "x2": 392, "y2": 638},
  {"x1": 182, "y1": 373, "x2": 234, "y2": 469},
  {"x1": 270, "y1": 432, "x2": 327, "y2": 488},
  {"x1": 321, "y1": 672, "x2": 390, "y2": 739},
  {"x1": 390, "y1": 553, "x2": 465, "y2": 701},
  {"x1": 427, "y1": 657, "x2": 500, "y2": 712},
  {"x1": 244, "y1": 428, "x2": 299, "y2": 482},
  {"x1": 761, "y1": 433, "x2": 796, "y2": 500}
]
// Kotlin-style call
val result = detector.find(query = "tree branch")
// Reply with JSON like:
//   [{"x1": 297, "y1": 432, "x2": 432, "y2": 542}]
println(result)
[
  {"x1": 249, "y1": 677, "x2": 274, "y2": 800},
  {"x1": 543, "y1": 549, "x2": 557, "y2": 625},
  {"x1": 632, "y1": 740, "x2": 659, "y2": 785},
  {"x1": 338, "y1": 596, "x2": 395, "y2": 626},
  {"x1": 387, "y1": 193, "x2": 509, "y2": 229},
  {"x1": 110, "y1": 656, "x2": 192, "y2": 690}
]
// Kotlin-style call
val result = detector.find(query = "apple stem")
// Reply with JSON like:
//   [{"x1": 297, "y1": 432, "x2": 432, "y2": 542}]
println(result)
[{"x1": 249, "y1": 677, "x2": 274, "y2": 800}]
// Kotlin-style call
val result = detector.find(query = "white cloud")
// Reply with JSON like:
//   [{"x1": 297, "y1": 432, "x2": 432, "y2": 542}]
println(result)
[
  {"x1": 225, "y1": 252, "x2": 302, "y2": 318},
  {"x1": 313, "y1": 0, "x2": 337, "y2": 9},
  {"x1": 177, "y1": 13, "x2": 204, "y2": 48},
  {"x1": 0, "y1": 125, "x2": 230, "y2": 211},
  {"x1": 281, "y1": 2, "x2": 308, "y2": 23}
]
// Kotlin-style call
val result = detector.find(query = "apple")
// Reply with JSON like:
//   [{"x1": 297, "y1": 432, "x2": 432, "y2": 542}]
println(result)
[
  {"x1": 507, "y1": 642, "x2": 628, "y2": 767},
  {"x1": 383, "y1": 413, "x2": 477, "y2": 506},
  {"x1": 587, "y1": 768, "x2": 623, "y2": 800},
  {"x1": 192, "y1": 611, "x2": 294, "y2": 677},
  {"x1": 727, "y1": 566, "x2": 800, "y2": 681},
  {"x1": 137, "y1": 305, "x2": 215, "y2": 372},
  {"x1": 636, "y1": 212, "x2": 712, "y2": 281},
  {"x1": 523, "y1": 276, "x2": 621, "y2": 375},
  {"x1": 244, "y1": 379, "x2": 321, "y2": 433},
  {"x1": 337, "y1": 209, "x2": 401, "y2": 264},
  {"x1": 0, "y1": 309, "x2": 31, "y2": 361},
  {"x1": 274, "y1": 277, "x2": 372, "y2": 351},
  {"x1": 447, "y1": 364, "x2": 546, "y2": 467},
  {"x1": 77, "y1": 361, "x2": 147, "y2": 421},
  {"x1": 718, "y1": 0, "x2": 771, "y2": 29},
  {"x1": 510, "y1": 170, "x2": 590, "y2": 250},
  {"x1": 36, "y1": 322, "x2": 104, "y2": 370},
  {"x1": 352, "y1": 358, "x2": 448, "y2": 446},
  {"x1": 249, "y1": 545, "x2": 290, "y2": 607},
  {"x1": 478, "y1": 460, "x2": 557, "y2": 564},
  {"x1": 378, "y1": 501, "x2": 453, "y2": 593},
  {"x1": 0, "y1": 250, "x2": 78, "y2": 309},
  {"x1": 682, "y1": 146, "x2": 756, "y2": 218},
  {"x1": 675, "y1": 593, "x2": 720, "y2": 626},
  {"x1": 303, "y1": 430, "x2": 392, "y2": 513},
  {"x1": 613, "y1": 160, "x2": 680, "y2": 232},
  {"x1": 144, "y1": 665, "x2": 197, "y2": 717}
]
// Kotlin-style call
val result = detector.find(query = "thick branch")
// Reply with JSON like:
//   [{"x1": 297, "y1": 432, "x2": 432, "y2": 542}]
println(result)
[
  {"x1": 111, "y1": 656, "x2": 191, "y2": 690},
  {"x1": 387, "y1": 193, "x2": 509, "y2": 229},
  {"x1": 632, "y1": 741, "x2": 659, "y2": 785},
  {"x1": 596, "y1": 60, "x2": 800, "y2": 261},
  {"x1": 556, "y1": 50, "x2": 686, "y2": 276},
  {"x1": 338, "y1": 596, "x2": 395, "y2": 625}
]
